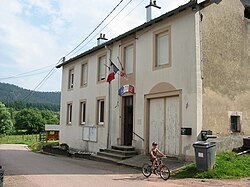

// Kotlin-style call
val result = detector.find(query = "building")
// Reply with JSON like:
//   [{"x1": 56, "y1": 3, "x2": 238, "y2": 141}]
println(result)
[
  {"x1": 56, "y1": 0, "x2": 250, "y2": 160},
  {"x1": 45, "y1": 124, "x2": 60, "y2": 140}
]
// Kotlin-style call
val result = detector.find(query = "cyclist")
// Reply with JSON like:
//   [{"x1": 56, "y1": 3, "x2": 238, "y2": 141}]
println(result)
[{"x1": 150, "y1": 142, "x2": 165, "y2": 170}]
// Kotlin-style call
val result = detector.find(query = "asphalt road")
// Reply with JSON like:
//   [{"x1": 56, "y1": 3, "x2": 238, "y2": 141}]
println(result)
[{"x1": 1, "y1": 144, "x2": 250, "y2": 187}]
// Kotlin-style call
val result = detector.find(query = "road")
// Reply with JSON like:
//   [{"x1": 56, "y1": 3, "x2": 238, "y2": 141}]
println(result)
[{"x1": 1, "y1": 144, "x2": 250, "y2": 187}]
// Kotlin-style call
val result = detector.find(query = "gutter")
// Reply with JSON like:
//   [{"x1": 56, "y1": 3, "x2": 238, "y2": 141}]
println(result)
[{"x1": 56, "y1": 0, "x2": 221, "y2": 68}]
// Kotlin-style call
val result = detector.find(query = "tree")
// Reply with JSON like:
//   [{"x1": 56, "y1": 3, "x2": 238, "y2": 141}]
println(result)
[
  {"x1": 0, "y1": 102, "x2": 13, "y2": 134},
  {"x1": 15, "y1": 108, "x2": 45, "y2": 134},
  {"x1": 40, "y1": 110, "x2": 59, "y2": 124}
]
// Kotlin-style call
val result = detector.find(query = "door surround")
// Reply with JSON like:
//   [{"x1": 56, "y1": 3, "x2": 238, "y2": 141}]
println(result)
[{"x1": 144, "y1": 82, "x2": 182, "y2": 155}]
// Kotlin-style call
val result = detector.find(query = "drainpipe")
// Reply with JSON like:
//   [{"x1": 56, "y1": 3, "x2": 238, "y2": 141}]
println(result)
[{"x1": 106, "y1": 45, "x2": 112, "y2": 149}]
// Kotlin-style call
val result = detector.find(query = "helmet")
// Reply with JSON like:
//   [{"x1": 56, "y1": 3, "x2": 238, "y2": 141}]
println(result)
[{"x1": 152, "y1": 142, "x2": 158, "y2": 146}]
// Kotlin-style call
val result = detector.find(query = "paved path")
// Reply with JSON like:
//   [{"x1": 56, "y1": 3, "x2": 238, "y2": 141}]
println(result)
[{"x1": 1, "y1": 144, "x2": 250, "y2": 187}]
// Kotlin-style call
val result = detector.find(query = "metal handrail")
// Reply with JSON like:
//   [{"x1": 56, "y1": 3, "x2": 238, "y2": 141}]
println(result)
[{"x1": 133, "y1": 132, "x2": 144, "y2": 142}]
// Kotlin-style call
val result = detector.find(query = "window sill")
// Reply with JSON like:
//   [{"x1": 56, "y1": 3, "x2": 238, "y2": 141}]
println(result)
[
  {"x1": 153, "y1": 63, "x2": 171, "y2": 71},
  {"x1": 97, "y1": 123, "x2": 105, "y2": 127}
]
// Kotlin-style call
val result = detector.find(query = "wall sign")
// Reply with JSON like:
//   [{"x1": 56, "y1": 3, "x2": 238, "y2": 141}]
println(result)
[
  {"x1": 82, "y1": 126, "x2": 98, "y2": 142},
  {"x1": 118, "y1": 84, "x2": 135, "y2": 96}
]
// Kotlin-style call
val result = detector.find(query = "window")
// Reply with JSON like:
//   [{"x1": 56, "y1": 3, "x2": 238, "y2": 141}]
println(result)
[
  {"x1": 154, "y1": 29, "x2": 171, "y2": 68},
  {"x1": 68, "y1": 69, "x2": 74, "y2": 89},
  {"x1": 80, "y1": 101, "x2": 86, "y2": 125},
  {"x1": 124, "y1": 45, "x2": 134, "y2": 74},
  {"x1": 245, "y1": 8, "x2": 250, "y2": 19},
  {"x1": 97, "y1": 99, "x2": 105, "y2": 125},
  {"x1": 67, "y1": 103, "x2": 73, "y2": 125},
  {"x1": 231, "y1": 115, "x2": 241, "y2": 132},
  {"x1": 81, "y1": 63, "x2": 88, "y2": 86},
  {"x1": 229, "y1": 111, "x2": 242, "y2": 133},
  {"x1": 98, "y1": 55, "x2": 106, "y2": 81}
]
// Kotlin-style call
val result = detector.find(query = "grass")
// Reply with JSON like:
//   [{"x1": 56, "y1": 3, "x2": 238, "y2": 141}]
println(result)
[
  {"x1": 0, "y1": 134, "x2": 58, "y2": 151},
  {"x1": 0, "y1": 134, "x2": 39, "y2": 146},
  {"x1": 173, "y1": 152, "x2": 250, "y2": 179}
]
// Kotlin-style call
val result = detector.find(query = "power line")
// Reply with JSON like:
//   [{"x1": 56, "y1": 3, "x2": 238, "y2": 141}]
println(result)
[
  {"x1": 0, "y1": 64, "x2": 55, "y2": 80},
  {"x1": 69, "y1": 0, "x2": 146, "y2": 58},
  {"x1": 18, "y1": 1, "x2": 125, "y2": 99},
  {"x1": 69, "y1": 0, "x2": 134, "y2": 58},
  {"x1": 64, "y1": 0, "x2": 125, "y2": 59},
  {"x1": 21, "y1": 58, "x2": 62, "y2": 102},
  {"x1": 105, "y1": 0, "x2": 146, "y2": 34},
  {"x1": 0, "y1": 70, "x2": 52, "y2": 80}
]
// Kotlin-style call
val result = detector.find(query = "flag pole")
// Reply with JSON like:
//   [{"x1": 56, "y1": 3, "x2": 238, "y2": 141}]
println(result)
[{"x1": 107, "y1": 46, "x2": 112, "y2": 149}]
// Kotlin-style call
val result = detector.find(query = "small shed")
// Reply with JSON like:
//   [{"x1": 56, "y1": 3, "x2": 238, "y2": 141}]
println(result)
[{"x1": 45, "y1": 124, "x2": 60, "y2": 140}]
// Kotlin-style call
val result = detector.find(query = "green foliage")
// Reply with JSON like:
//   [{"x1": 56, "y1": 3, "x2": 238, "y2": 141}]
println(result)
[
  {"x1": 0, "y1": 102, "x2": 14, "y2": 134},
  {"x1": 0, "y1": 134, "x2": 59, "y2": 152},
  {"x1": 30, "y1": 141, "x2": 59, "y2": 152},
  {"x1": 0, "y1": 82, "x2": 60, "y2": 112},
  {"x1": 40, "y1": 110, "x2": 59, "y2": 124},
  {"x1": 174, "y1": 152, "x2": 250, "y2": 179},
  {"x1": 15, "y1": 108, "x2": 45, "y2": 134}
]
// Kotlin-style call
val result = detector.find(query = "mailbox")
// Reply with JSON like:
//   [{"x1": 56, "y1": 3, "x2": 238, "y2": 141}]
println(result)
[
  {"x1": 181, "y1": 128, "x2": 192, "y2": 135},
  {"x1": 201, "y1": 130, "x2": 217, "y2": 141}
]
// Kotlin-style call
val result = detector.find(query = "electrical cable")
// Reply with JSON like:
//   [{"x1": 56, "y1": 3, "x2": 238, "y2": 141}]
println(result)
[
  {"x1": 68, "y1": 0, "x2": 146, "y2": 58},
  {"x1": 0, "y1": 64, "x2": 55, "y2": 80},
  {"x1": 21, "y1": 58, "x2": 62, "y2": 102},
  {"x1": 68, "y1": 0, "x2": 134, "y2": 58},
  {"x1": 105, "y1": 0, "x2": 146, "y2": 35},
  {"x1": 64, "y1": 0, "x2": 125, "y2": 59}
]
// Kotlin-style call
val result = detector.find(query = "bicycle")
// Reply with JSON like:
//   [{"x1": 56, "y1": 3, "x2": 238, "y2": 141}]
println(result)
[{"x1": 141, "y1": 156, "x2": 170, "y2": 180}]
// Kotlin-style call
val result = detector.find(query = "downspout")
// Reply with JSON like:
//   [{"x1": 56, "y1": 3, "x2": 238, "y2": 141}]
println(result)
[{"x1": 106, "y1": 45, "x2": 112, "y2": 149}]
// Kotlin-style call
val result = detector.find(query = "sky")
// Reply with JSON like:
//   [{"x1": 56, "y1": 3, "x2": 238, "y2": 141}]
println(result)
[{"x1": 0, "y1": 0, "x2": 190, "y2": 92}]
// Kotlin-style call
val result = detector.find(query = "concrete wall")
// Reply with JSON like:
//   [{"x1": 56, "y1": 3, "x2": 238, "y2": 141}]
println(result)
[{"x1": 201, "y1": 0, "x2": 250, "y2": 137}]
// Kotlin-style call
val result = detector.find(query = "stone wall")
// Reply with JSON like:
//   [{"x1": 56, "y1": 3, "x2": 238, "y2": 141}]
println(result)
[{"x1": 201, "y1": 0, "x2": 250, "y2": 136}]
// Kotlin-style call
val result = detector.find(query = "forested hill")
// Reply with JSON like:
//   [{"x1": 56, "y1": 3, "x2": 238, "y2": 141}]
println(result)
[{"x1": 0, "y1": 82, "x2": 60, "y2": 111}]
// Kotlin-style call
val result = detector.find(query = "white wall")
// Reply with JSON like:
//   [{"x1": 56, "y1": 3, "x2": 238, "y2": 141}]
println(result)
[{"x1": 134, "y1": 10, "x2": 201, "y2": 158}]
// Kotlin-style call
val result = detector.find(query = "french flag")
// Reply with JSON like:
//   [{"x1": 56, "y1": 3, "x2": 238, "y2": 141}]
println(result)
[{"x1": 107, "y1": 62, "x2": 119, "y2": 83}]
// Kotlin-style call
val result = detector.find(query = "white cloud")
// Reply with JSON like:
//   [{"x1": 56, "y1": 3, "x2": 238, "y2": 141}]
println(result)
[{"x1": 0, "y1": 0, "x2": 188, "y2": 91}]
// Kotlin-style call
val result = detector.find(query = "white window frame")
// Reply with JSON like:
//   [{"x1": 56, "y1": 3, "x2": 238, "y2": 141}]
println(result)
[
  {"x1": 124, "y1": 44, "x2": 134, "y2": 75},
  {"x1": 81, "y1": 62, "x2": 88, "y2": 87},
  {"x1": 153, "y1": 27, "x2": 171, "y2": 70},
  {"x1": 68, "y1": 69, "x2": 74, "y2": 89},
  {"x1": 67, "y1": 102, "x2": 73, "y2": 125},
  {"x1": 97, "y1": 99, "x2": 105, "y2": 125},
  {"x1": 98, "y1": 55, "x2": 107, "y2": 82},
  {"x1": 80, "y1": 101, "x2": 86, "y2": 125}
]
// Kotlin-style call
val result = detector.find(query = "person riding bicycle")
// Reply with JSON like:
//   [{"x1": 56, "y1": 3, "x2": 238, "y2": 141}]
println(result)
[{"x1": 150, "y1": 142, "x2": 165, "y2": 169}]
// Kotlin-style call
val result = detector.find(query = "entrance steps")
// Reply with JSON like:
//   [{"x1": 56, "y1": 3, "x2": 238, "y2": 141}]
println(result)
[{"x1": 90, "y1": 145, "x2": 138, "y2": 164}]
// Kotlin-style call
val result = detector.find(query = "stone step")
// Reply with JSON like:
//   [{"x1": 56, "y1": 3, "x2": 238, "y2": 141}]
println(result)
[
  {"x1": 103, "y1": 149, "x2": 137, "y2": 156},
  {"x1": 111, "y1": 145, "x2": 135, "y2": 151},
  {"x1": 90, "y1": 154, "x2": 119, "y2": 164},
  {"x1": 97, "y1": 151, "x2": 131, "y2": 160}
]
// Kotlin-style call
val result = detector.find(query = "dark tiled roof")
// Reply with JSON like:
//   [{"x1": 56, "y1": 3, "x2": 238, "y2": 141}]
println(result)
[{"x1": 56, "y1": 0, "x2": 213, "y2": 68}]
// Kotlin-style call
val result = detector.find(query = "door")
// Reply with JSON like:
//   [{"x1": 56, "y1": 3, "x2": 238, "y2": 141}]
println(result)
[
  {"x1": 123, "y1": 96, "x2": 133, "y2": 146},
  {"x1": 165, "y1": 97, "x2": 180, "y2": 156},
  {"x1": 149, "y1": 96, "x2": 180, "y2": 156},
  {"x1": 149, "y1": 98, "x2": 165, "y2": 151}
]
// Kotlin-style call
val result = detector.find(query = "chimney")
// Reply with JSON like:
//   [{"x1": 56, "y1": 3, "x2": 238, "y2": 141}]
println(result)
[
  {"x1": 97, "y1": 33, "x2": 108, "y2": 46},
  {"x1": 145, "y1": 0, "x2": 161, "y2": 22}
]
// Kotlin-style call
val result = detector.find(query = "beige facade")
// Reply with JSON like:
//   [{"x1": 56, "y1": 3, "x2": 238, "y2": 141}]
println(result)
[
  {"x1": 57, "y1": 0, "x2": 249, "y2": 160},
  {"x1": 201, "y1": 0, "x2": 250, "y2": 137}
]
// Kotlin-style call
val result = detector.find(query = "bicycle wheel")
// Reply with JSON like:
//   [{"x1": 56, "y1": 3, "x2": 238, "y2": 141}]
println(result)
[
  {"x1": 141, "y1": 163, "x2": 152, "y2": 178},
  {"x1": 160, "y1": 165, "x2": 170, "y2": 180}
]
